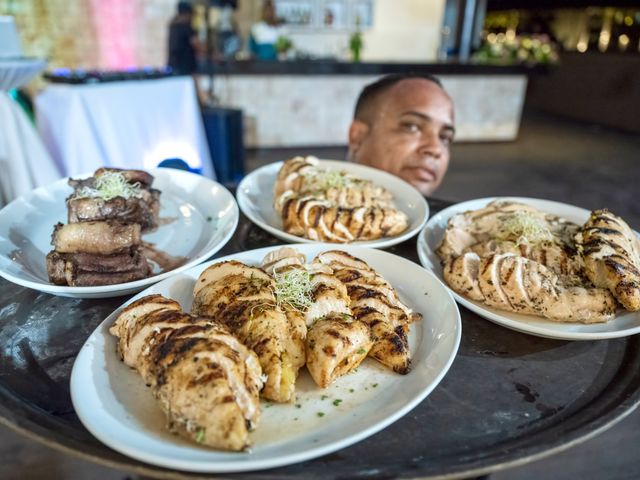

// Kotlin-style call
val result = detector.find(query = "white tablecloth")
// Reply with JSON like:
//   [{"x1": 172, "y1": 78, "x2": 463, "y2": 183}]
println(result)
[
  {"x1": 35, "y1": 76, "x2": 214, "y2": 179},
  {"x1": 0, "y1": 58, "x2": 61, "y2": 207},
  {"x1": 0, "y1": 58, "x2": 46, "y2": 90}
]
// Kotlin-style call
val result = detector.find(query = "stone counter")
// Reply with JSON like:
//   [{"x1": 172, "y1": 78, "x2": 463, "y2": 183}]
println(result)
[{"x1": 198, "y1": 61, "x2": 540, "y2": 147}]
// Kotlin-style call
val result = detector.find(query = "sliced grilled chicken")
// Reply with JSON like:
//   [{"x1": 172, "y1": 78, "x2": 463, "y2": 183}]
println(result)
[
  {"x1": 279, "y1": 197, "x2": 408, "y2": 243},
  {"x1": 192, "y1": 260, "x2": 299, "y2": 403},
  {"x1": 443, "y1": 253, "x2": 616, "y2": 323},
  {"x1": 274, "y1": 156, "x2": 394, "y2": 209},
  {"x1": 314, "y1": 250, "x2": 419, "y2": 374},
  {"x1": 576, "y1": 209, "x2": 640, "y2": 311},
  {"x1": 109, "y1": 294, "x2": 263, "y2": 451},
  {"x1": 466, "y1": 239, "x2": 582, "y2": 280},
  {"x1": 436, "y1": 200, "x2": 579, "y2": 263},
  {"x1": 273, "y1": 157, "x2": 409, "y2": 242},
  {"x1": 261, "y1": 247, "x2": 372, "y2": 388},
  {"x1": 306, "y1": 313, "x2": 372, "y2": 388}
]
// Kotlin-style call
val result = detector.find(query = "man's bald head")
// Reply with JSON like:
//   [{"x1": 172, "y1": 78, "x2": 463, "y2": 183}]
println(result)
[
  {"x1": 348, "y1": 73, "x2": 455, "y2": 196},
  {"x1": 353, "y1": 73, "x2": 445, "y2": 125}
]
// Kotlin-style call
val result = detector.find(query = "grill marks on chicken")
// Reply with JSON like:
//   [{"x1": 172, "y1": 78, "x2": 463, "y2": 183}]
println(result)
[
  {"x1": 261, "y1": 247, "x2": 372, "y2": 388},
  {"x1": 273, "y1": 156, "x2": 409, "y2": 243},
  {"x1": 576, "y1": 209, "x2": 640, "y2": 311},
  {"x1": 109, "y1": 294, "x2": 263, "y2": 451},
  {"x1": 444, "y1": 253, "x2": 616, "y2": 323},
  {"x1": 437, "y1": 201, "x2": 640, "y2": 323},
  {"x1": 192, "y1": 261, "x2": 301, "y2": 403},
  {"x1": 315, "y1": 250, "x2": 418, "y2": 374}
]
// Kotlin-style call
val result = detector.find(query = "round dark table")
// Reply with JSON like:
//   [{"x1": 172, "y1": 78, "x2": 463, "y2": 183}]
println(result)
[{"x1": 1, "y1": 198, "x2": 639, "y2": 479}]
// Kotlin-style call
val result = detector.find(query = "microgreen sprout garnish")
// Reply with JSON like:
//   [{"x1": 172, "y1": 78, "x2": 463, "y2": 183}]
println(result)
[
  {"x1": 495, "y1": 211, "x2": 554, "y2": 246},
  {"x1": 272, "y1": 268, "x2": 314, "y2": 312},
  {"x1": 195, "y1": 428, "x2": 206, "y2": 443},
  {"x1": 302, "y1": 169, "x2": 354, "y2": 193},
  {"x1": 75, "y1": 171, "x2": 143, "y2": 201}
]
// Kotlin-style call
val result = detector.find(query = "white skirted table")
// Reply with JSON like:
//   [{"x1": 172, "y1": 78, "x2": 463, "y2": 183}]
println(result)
[
  {"x1": 0, "y1": 58, "x2": 61, "y2": 207},
  {"x1": 35, "y1": 76, "x2": 214, "y2": 179}
]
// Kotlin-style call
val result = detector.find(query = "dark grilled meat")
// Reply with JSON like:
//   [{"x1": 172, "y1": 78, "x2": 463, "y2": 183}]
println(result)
[
  {"x1": 109, "y1": 294, "x2": 263, "y2": 451},
  {"x1": 69, "y1": 167, "x2": 155, "y2": 190},
  {"x1": 51, "y1": 221, "x2": 141, "y2": 255},
  {"x1": 46, "y1": 249, "x2": 151, "y2": 286},
  {"x1": 576, "y1": 209, "x2": 640, "y2": 311},
  {"x1": 67, "y1": 190, "x2": 160, "y2": 231}
]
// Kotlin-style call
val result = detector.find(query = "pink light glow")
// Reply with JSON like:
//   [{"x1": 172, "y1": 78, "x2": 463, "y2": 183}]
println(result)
[{"x1": 90, "y1": 0, "x2": 140, "y2": 69}]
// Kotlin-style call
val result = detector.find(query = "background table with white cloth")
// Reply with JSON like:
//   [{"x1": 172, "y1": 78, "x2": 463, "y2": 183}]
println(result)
[
  {"x1": 0, "y1": 58, "x2": 61, "y2": 207},
  {"x1": 35, "y1": 76, "x2": 215, "y2": 179}
]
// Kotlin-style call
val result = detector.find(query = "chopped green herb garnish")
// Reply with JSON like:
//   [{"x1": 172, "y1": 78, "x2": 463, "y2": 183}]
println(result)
[
  {"x1": 321, "y1": 395, "x2": 329, "y2": 400},
  {"x1": 372, "y1": 383, "x2": 378, "y2": 388},
  {"x1": 195, "y1": 428, "x2": 206, "y2": 443},
  {"x1": 357, "y1": 348, "x2": 366, "y2": 355},
  {"x1": 332, "y1": 399, "x2": 342, "y2": 406},
  {"x1": 317, "y1": 412, "x2": 325, "y2": 417},
  {"x1": 295, "y1": 403, "x2": 302, "y2": 409},
  {"x1": 349, "y1": 388, "x2": 355, "y2": 393}
]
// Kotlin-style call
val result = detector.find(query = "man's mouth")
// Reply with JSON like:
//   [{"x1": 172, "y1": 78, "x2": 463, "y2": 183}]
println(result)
[{"x1": 405, "y1": 166, "x2": 436, "y2": 183}]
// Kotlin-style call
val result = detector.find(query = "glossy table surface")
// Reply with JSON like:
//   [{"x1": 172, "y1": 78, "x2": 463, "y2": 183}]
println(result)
[{"x1": 1, "y1": 199, "x2": 639, "y2": 479}]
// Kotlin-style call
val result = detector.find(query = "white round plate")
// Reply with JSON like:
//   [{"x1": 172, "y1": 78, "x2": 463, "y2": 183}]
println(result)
[
  {"x1": 71, "y1": 244, "x2": 461, "y2": 473},
  {"x1": 0, "y1": 168, "x2": 238, "y2": 298},
  {"x1": 237, "y1": 160, "x2": 429, "y2": 248},
  {"x1": 417, "y1": 196, "x2": 640, "y2": 340}
]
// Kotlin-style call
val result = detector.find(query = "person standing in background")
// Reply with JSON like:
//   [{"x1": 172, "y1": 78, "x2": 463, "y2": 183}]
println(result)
[
  {"x1": 168, "y1": 1, "x2": 207, "y2": 103},
  {"x1": 168, "y1": 1, "x2": 201, "y2": 75}
]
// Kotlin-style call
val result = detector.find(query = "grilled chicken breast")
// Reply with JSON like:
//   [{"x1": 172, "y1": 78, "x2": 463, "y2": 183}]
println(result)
[
  {"x1": 273, "y1": 157, "x2": 409, "y2": 243},
  {"x1": 192, "y1": 261, "x2": 299, "y2": 402},
  {"x1": 278, "y1": 197, "x2": 408, "y2": 243},
  {"x1": 314, "y1": 250, "x2": 419, "y2": 374},
  {"x1": 109, "y1": 294, "x2": 263, "y2": 451},
  {"x1": 436, "y1": 200, "x2": 579, "y2": 263},
  {"x1": 261, "y1": 247, "x2": 372, "y2": 388},
  {"x1": 576, "y1": 209, "x2": 640, "y2": 311},
  {"x1": 306, "y1": 313, "x2": 372, "y2": 388},
  {"x1": 444, "y1": 253, "x2": 616, "y2": 323}
]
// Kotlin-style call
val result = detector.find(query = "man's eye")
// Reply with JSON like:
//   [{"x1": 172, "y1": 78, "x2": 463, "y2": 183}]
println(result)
[
  {"x1": 400, "y1": 122, "x2": 420, "y2": 133},
  {"x1": 440, "y1": 133, "x2": 453, "y2": 145}
]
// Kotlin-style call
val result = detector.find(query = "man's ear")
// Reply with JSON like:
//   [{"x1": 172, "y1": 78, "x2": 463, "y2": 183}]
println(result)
[{"x1": 348, "y1": 119, "x2": 369, "y2": 161}]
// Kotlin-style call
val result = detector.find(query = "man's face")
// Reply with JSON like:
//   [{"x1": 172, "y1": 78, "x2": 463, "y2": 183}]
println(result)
[{"x1": 349, "y1": 79, "x2": 455, "y2": 196}]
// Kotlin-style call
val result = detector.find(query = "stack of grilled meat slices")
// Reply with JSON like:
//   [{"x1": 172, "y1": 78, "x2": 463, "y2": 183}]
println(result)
[
  {"x1": 46, "y1": 168, "x2": 160, "y2": 286},
  {"x1": 438, "y1": 200, "x2": 640, "y2": 323},
  {"x1": 273, "y1": 156, "x2": 409, "y2": 242}
]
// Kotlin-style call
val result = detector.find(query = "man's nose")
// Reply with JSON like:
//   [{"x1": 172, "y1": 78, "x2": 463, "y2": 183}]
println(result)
[{"x1": 418, "y1": 129, "x2": 442, "y2": 159}]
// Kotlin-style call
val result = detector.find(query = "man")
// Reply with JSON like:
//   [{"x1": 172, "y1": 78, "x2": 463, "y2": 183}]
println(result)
[
  {"x1": 348, "y1": 74, "x2": 455, "y2": 197},
  {"x1": 167, "y1": 1, "x2": 200, "y2": 76}
]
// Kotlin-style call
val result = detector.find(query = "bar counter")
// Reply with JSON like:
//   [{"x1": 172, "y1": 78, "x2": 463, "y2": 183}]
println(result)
[{"x1": 197, "y1": 60, "x2": 544, "y2": 147}]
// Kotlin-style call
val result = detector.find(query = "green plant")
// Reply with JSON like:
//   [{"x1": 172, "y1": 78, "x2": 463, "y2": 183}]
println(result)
[
  {"x1": 275, "y1": 35, "x2": 293, "y2": 54},
  {"x1": 349, "y1": 31, "x2": 363, "y2": 62}
]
